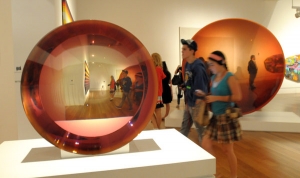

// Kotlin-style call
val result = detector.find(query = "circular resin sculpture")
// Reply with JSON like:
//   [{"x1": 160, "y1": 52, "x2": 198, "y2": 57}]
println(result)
[
  {"x1": 21, "y1": 20, "x2": 157, "y2": 155},
  {"x1": 192, "y1": 18, "x2": 284, "y2": 114}
]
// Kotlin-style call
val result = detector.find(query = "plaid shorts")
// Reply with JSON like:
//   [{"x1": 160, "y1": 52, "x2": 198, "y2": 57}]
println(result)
[{"x1": 204, "y1": 114, "x2": 242, "y2": 143}]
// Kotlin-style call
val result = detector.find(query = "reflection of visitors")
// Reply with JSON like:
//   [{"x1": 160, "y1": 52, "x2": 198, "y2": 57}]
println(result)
[
  {"x1": 248, "y1": 55, "x2": 258, "y2": 90},
  {"x1": 179, "y1": 39, "x2": 209, "y2": 143},
  {"x1": 151, "y1": 53, "x2": 166, "y2": 129},
  {"x1": 108, "y1": 75, "x2": 116, "y2": 101},
  {"x1": 116, "y1": 81, "x2": 120, "y2": 91},
  {"x1": 116, "y1": 70, "x2": 133, "y2": 110},
  {"x1": 174, "y1": 65, "x2": 183, "y2": 108},
  {"x1": 201, "y1": 50, "x2": 242, "y2": 178},
  {"x1": 133, "y1": 72, "x2": 144, "y2": 105},
  {"x1": 162, "y1": 61, "x2": 172, "y2": 120}
]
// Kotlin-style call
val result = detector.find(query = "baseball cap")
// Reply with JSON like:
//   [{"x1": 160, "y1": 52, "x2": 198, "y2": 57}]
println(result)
[
  {"x1": 181, "y1": 39, "x2": 197, "y2": 51},
  {"x1": 122, "y1": 69, "x2": 128, "y2": 74}
]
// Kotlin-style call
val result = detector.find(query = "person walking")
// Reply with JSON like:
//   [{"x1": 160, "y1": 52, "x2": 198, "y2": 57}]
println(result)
[
  {"x1": 151, "y1": 53, "x2": 166, "y2": 129},
  {"x1": 201, "y1": 50, "x2": 242, "y2": 178},
  {"x1": 116, "y1": 69, "x2": 133, "y2": 110},
  {"x1": 174, "y1": 65, "x2": 183, "y2": 108},
  {"x1": 108, "y1": 75, "x2": 116, "y2": 101},
  {"x1": 247, "y1": 54, "x2": 258, "y2": 90},
  {"x1": 162, "y1": 61, "x2": 172, "y2": 120},
  {"x1": 179, "y1": 39, "x2": 209, "y2": 143}
]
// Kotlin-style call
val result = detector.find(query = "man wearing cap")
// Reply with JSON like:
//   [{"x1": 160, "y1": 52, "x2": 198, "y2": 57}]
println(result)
[
  {"x1": 180, "y1": 39, "x2": 209, "y2": 143},
  {"x1": 116, "y1": 69, "x2": 133, "y2": 110}
]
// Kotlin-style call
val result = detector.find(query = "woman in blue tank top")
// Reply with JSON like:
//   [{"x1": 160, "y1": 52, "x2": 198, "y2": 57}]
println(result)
[{"x1": 201, "y1": 51, "x2": 242, "y2": 178}]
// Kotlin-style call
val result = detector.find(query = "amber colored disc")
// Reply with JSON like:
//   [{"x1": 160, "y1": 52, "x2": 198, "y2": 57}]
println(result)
[
  {"x1": 192, "y1": 18, "x2": 284, "y2": 114},
  {"x1": 21, "y1": 20, "x2": 157, "y2": 155}
]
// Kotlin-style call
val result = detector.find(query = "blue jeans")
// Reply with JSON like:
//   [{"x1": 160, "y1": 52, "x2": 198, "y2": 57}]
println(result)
[
  {"x1": 118, "y1": 91, "x2": 132, "y2": 109},
  {"x1": 180, "y1": 104, "x2": 205, "y2": 143}
]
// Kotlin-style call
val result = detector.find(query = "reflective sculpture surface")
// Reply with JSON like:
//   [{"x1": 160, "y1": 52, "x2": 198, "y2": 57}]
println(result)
[
  {"x1": 192, "y1": 19, "x2": 284, "y2": 114},
  {"x1": 21, "y1": 20, "x2": 157, "y2": 154}
]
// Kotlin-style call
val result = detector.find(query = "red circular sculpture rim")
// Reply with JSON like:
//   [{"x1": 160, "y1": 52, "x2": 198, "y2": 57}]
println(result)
[
  {"x1": 191, "y1": 18, "x2": 285, "y2": 114},
  {"x1": 20, "y1": 20, "x2": 157, "y2": 155}
]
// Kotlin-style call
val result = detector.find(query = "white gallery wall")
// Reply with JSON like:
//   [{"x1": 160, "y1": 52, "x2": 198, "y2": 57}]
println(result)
[
  {"x1": 76, "y1": 0, "x2": 300, "y2": 93},
  {"x1": 268, "y1": 0, "x2": 300, "y2": 93},
  {"x1": 0, "y1": 0, "x2": 18, "y2": 143},
  {"x1": 1, "y1": 0, "x2": 300, "y2": 143}
]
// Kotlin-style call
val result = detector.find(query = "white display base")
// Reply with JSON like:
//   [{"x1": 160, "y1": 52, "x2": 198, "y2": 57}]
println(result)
[
  {"x1": 165, "y1": 110, "x2": 300, "y2": 133},
  {"x1": 60, "y1": 143, "x2": 130, "y2": 159},
  {"x1": 0, "y1": 129, "x2": 215, "y2": 178},
  {"x1": 240, "y1": 111, "x2": 300, "y2": 132}
]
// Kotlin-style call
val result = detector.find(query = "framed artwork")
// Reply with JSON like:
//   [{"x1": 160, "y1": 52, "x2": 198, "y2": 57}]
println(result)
[
  {"x1": 62, "y1": 0, "x2": 74, "y2": 24},
  {"x1": 84, "y1": 60, "x2": 90, "y2": 95}
]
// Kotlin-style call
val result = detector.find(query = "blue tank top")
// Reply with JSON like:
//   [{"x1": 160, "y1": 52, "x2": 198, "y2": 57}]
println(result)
[{"x1": 211, "y1": 72, "x2": 233, "y2": 115}]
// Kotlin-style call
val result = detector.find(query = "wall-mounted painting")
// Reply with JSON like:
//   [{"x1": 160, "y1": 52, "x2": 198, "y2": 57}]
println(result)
[
  {"x1": 84, "y1": 60, "x2": 90, "y2": 95},
  {"x1": 285, "y1": 55, "x2": 300, "y2": 82},
  {"x1": 62, "y1": 0, "x2": 74, "y2": 24}
]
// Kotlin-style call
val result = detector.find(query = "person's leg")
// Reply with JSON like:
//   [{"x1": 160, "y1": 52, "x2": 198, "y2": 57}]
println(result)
[
  {"x1": 201, "y1": 134, "x2": 215, "y2": 155},
  {"x1": 163, "y1": 103, "x2": 170, "y2": 119},
  {"x1": 193, "y1": 121, "x2": 205, "y2": 143},
  {"x1": 221, "y1": 143, "x2": 238, "y2": 178},
  {"x1": 117, "y1": 92, "x2": 126, "y2": 108},
  {"x1": 202, "y1": 135, "x2": 221, "y2": 178},
  {"x1": 249, "y1": 74, "x2": 255, "y2": 89},
  {"x1": 179, "y1": 105, "x2": 193, "y2": 137},
  {"x1": 253, "y1": 73, "x2": 257, "y2": 87},
  {"x1": 126, "y1": 91, "x2": 133, "y2": 109},
  {"x1": 155, "y1": 108, "x2": 162, "y2": 128},
  {"x1": 176, "y1": 87, "x2": 181, "y2": 107},
  {"x1": 151, "y1": 112, "x2": 159, "y2": 129},
  {"x1": 110, "y1": 91, "x2": 115, "y2": 100},
  {"x1": 190, "y1": 102, "x2": 205, "y2": 143}
]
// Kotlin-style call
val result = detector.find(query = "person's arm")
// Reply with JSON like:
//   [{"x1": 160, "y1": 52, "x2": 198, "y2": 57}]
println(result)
[
  {"x1": 174, "y1": 65, "x2": 180, "y2": 74},
  {"x1": 161, "y1": 68, "x2": 166, "y2": 79},
  {"x1": 193, "y1": 66, "x2": 209, "y2": 96},
  {"x1": 193, "y1": 65, "x2": 209, "y2": 104},
  {"x1": 168, "y1": 72, "x2": 173, "y2": 95}
]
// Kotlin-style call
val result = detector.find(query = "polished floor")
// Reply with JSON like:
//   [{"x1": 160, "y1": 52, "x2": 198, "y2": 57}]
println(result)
[{"x1": 146, "y1": 93, "x2": 300, "y2": 178}]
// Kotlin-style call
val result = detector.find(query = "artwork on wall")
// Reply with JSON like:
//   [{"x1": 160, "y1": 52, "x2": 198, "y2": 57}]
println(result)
[
  {"x1": 84, "y1": 61, "x2": 90, "y2": 95},
  {"x1": 181, "y1": 18, "x2": 285, "y2": 114},
  {"x1": 285, "y1": 55, "x2": 300, "y2": 82},
  {"x1": 21, "y1": 20, "x2": 156, "y2": 155},
  {"x1": 62, "y1": 0, "x2": 74, "y2": 24}
]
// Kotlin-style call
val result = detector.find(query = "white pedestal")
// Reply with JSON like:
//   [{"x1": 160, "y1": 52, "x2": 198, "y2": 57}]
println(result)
[
  {"x1": 165, "y1": 110, "x2": 300, "y2": 133},
  {"x1": 60, "y1": 143, "x2": 130, "y2": 159},
  {"x1": 240, "y1": 111, "x2": 300, "y2": 132},
  {"x1": 0, "y1": 129, "x2": 215, "y2": 178}
]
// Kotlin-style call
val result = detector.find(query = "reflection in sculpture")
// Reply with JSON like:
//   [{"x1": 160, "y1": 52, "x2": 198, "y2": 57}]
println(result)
[
  {"x1": 133, "y1": 72, "x2": 144, "y2": 105},
  {"x1": 285, "y1": 55, "x2": 300, "y2": 82},
  {"x1": 116, "y1": 70, "x2": 133, "y2": 110},
  {"x1": 192, "y1": 19, "x2": 284, "y2": 114},
  {"x1": 21, "y1": 20, "x2": 157, "y2": 155},
  {"x1": 248, "y1": 55, "x2": 258, "y2": 90}
]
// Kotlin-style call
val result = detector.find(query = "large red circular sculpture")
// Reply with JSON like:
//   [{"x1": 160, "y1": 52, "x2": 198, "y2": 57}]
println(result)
[
  {"x1": 192, "y1": 18, "x2": 284, "y2": 114},
  {"x1": 21, "y1": 20, "x2": 157, "y2": 155}
]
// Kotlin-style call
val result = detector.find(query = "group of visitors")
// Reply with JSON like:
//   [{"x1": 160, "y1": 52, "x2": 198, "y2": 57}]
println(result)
[{"x1": 151, "y1": 39, "x2": 243, "y2": 178}]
